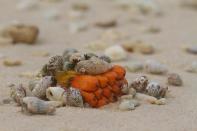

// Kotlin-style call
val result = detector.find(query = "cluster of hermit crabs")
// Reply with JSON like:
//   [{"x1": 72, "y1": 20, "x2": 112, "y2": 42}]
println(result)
[{"x1": 10, "y1": 48, "x2": 129, "y2": 114}]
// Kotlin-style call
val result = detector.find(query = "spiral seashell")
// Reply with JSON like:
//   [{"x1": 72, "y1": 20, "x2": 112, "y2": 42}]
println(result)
[
  {"x1": 167, "y1": 73, "x2": 183, "y2": 86},
  {"x1": 62, "y1": 48, "x2": 78, "y2": 61},
  {"x1": 145, "y1": 82, "x2": 168, "y2": 99},
  {"x1": 84, "y1": 53, "x2": 98, "y2": 60},
  {"x1": 32, "y1": 76, "x2": 55, "y2": 99},
  {"x1": 130, "y1": 76, "x2": 149, "y2": 93},
  {"x1": 10, "y1": 84, "x2": 26, "y2": 105},
  {"x1": 75, "y1": 57, "x2": 112, "y2": 75},
  {"x1": 21, "y1": 97, "x2": 56, "y2": 115},
  {"x1": 46, "y1": 87, "x2": 66, "y2": 104}
]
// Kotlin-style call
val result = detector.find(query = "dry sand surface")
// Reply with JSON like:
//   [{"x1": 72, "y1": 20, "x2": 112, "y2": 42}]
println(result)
[{"x1": 0, "y1": 0, "x2": 197, "y2": 131}]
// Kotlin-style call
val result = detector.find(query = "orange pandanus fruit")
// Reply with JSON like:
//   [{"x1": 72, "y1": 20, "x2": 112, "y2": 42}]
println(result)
[{"x1": 55, "y1": 65, "x2": 127, "y2": 108}]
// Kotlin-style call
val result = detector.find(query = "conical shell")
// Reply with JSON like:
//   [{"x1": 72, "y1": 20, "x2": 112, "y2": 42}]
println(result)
[{"x1": 46, "y1": 87, "x2": 66, "y2": 104}]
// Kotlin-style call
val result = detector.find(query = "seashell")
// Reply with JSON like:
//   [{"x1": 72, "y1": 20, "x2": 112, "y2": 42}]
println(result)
[
  {"x1": 98, "y1": 55, "x2": 111, "y2": 63},
  {"x1": 75, "y1": 57, "x2": 112, "y2": 75},
  {"x1": 28, "y1": 79, "x2": 40, "y2": 91},
  {"x1": 167, "y1": 73, "x2": 183, "y2": 86},
  {"x1": 72, "y1": 3, "x2": 89, "y2": 11},
  {"x1": 145, "y1": 81, "x2": 168, "y2": 99},
  {"x1": 63, "y1": 61, "x2": 75, "y2": 71},
  {"x1": 10, "y1": 84, "x2": 26, "y2": 105},
  {"x1": 135, "y1": 43, "x2": 155, "y2": 54},
  {"x1": 104, "y1": 45, "x2": 127, "y2": 61},
  {"x1": 16, "y1": 0, "x2": 39, "y2": 11},
  {"x1": 94, "y1": 19, "x2": 117, "y2": 28},
  {"x1": 62, "y1": 48, "x2": 78, "y2": 61},
  {"x1": 68, "y1": 21, "x2": 88, "y2": 34},
  {"x1": 121, "y1": 41, "x2": 137, "y2": 52},
  {"x1": 3, "y1": 59, "x2": 22, "y2": 66},
  {"x1": 135, "y1": 93, "x2": 157, "y2": 104},
  {"x1": 130, "y1": 76, "x2": 149, "y2": 93},
  {"x1": 186, "y1": 61, "x2": 197, "y2": 73},
  {"x1": 2, "y1": 24, "x2": 39, "y2": 44},
  {"x1": 84, "y1": 53, "x2": 98, "y2": 60},
  {"x1": 85, "y1": 41, "x2": 111, "y2": 51},
  {"x1": 118, "y1": 99, "x2": 139, "y2": 111},
  {"x1": 46, "y1": 87, "x2": 66, "y2": 103},
  {"x1": 31, "y1": 76, "x2": 55, "y2": 99},
  {"x1": 121, "y1": 80, "x2": 129, "y2": 94},
  {"x1": 144, "y1": 60, "x2": 168, "y2": 75},
  {"x1": 125, "y1": 61, "x2": 144, "y2": 72},
  {"x1": 69, "y1": 52, "x2": 86, "y2": 63},
  {"x1": 154, "y1": 98, "x2": 166, "y2": 105},
  {"x1": 21, "y1": 97, "x2": 56, "y2": 115},
  {"x1": 184, "y1": 45, "x2": 197, "y2": 54}
]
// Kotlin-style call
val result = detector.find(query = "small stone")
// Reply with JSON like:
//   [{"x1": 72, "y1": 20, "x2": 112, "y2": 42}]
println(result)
[
  {"x1": 167, "y1": 73, "x2": 183, "y2": 86},
  {"x1": 186, "y1": 61, "x2": 197, "y2": 73},
  {"x1": 144, "y1": 60, "x2": 168, "y2": 75},
  {"x1": 135, "y1": 43, "x2": 155, "y2": 54},
  {"x1": 135, "y1": 93, "x2": 157, "y2": 104},
  {"x1": 101, "y1": 29, "x2": 126, "y2": 41},
  {"x1": 118, "y1": 100, "x2": 136, "y2": 111},
  {"x1": 104, "y1": 45, "x2": 127, "y2": 61},
  {"x1": 184, "y1": 45, "x2": 197, "y2": 54},
  {"x1": 125, "y1": 61, "x2": 143, "y2": 72},
  {"x1": 94, "y1": 19, "x2": 117, "y2": 28},
  {"x1": 3, "y1": 59, "x2": 22, "y2": 67}
]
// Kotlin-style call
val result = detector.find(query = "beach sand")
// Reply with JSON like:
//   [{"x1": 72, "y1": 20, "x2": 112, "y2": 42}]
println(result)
[{"x1": 0, "y1": 0, "x2": 197, "y2": 131}]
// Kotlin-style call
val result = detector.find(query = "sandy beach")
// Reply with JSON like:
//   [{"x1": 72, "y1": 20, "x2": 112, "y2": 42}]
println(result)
[{"x1": 0, "y1": 0, "x2": 197, "y2": 131}]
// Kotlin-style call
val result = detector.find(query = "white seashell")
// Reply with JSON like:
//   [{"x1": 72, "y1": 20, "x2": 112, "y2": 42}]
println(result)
[
  {"x1": 43, "y1": 9, "x2": 60, "y2": 20},
  {"x1": 46, "y1": 87, "x2": 66, "y2": 104},
  {"x1": 135, "y1": 93, "x2": 157, "y2": 104},
  {"x1": 144, "y1": 60, "x2": 168, "y2": 75},
  {"x1": 186, "y1": 61, "x2": 197, "y2": 73},
  {"x1": 104, "y1": 45, "x2": 127, "y2": 61},
  {"x1": 16, "y1": 0, "x2": 39, "y2": 11},
  {"x1": 21, "y1": 97, "x2": 56, "y2": 115},
  {"x1": 167, "y1": 73, "x2": 183, "y2": 86},
  {"x1": 119, "y1": 99, "x2": 139, "y2": 111},
  {"x1": 125, "y1": 61, "x2": 143, "y2": 72},
  {"x1": 130, "y1": 76, "x2": 149, "y2": 92}
]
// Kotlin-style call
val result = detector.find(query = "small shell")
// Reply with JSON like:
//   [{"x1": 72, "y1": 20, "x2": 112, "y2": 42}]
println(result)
[
  {"x1": 98, "y1": 55, "x2": 111, "y2": 63},
  {"x1": 2, "y1": 24, "x2": 39, "y2": 44},
  {"x1": 69, "y1": 52, "x2": 86, "y2": 63},
  {"x1": 94, "y1": 18, "x2": 117, "y2": 28},
  {"x1": 75, "y1": 57, "x2": 112, "y2": 75},
  {"x1": 10, "y1": 84, "x2": 26, "y2": 105},
  {"x1": 21, "y1": 97, "x2": 56, "y2": 115},
  {"x1": 3, "y1": 59, "x2": 22, "y2": 66},
  {"x1": 62, "y1": 48, "x2": 78, "y2": 61},
  {"x1": 146, "y1": 82, "x2": 168, "y2": 98},
  {"x1": 130, "y1": 76, "x2": 149, "y2": 93},
  {"x1": 118, "y1": 100, "x2": 139, "y2": 111},
  {"x1": 46, "y1": 87, "x2": 66, "y2": 104},
  {"x1": 184, "y1": 45, "x2": 197, "y2": 54},
  {"x1": 135, "y1": 93, "x2": 157, "y2": 104},
  {"x1": 32, "y1": 76, "x2": 55, "y2": 99},
  {"x1": 104, "y1": 45, "x2": 127, "y2": 61},
  {"x1": 167, "y1": 73, "x2": 183, "y2": 86},
  {"x1": 121, "y1": 81, "x2": 129, "y2": 94},
  {"x1": 154, "y1": 98, "x2": 166, "y2": 105},
  {"x1": 135, "y1": 43, "x2": 154, "y2": 54},
  {"x1": 144, "y1": 60, "x2": 168, "y2": 75},
  {"x1": 125, "y1": 61, "x2": 144, "y2": 72},
  {"x1": 186, "y1": 61, "x2": 197, "y2": 73}
]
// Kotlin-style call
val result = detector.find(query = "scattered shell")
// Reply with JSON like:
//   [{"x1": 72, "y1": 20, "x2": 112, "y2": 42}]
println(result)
[
  {"x1": 16, "y1": 0, "x2": 39, "y2": 11},
  {"x1": 46, "y1": 87, "x2": 65, "y2": 102},
  {"x1": 145, "y1": 81, "x2": 168, "y2": 98},
  {"x1": 62, "y1": 48, "x2": 78, "y2": 61},
  {"x1": 94, "y1": 19, "x2": 117, "y2": 28},
  {"x1": 121, "y1": 41, "x2": 136, "y2": 52},
  {"x1": 3, "y1": 24, "x2": 39, "y2": 44},
  {"x1": 75, "y1": 57, "x2": 112, "y2": 75},
  {"x1": 135, "y1": 93, "x2": 157, "y2": 104},
  {"x1": 3, "y1": 59, "x2": 22, "y2": 67},
  {"x1": 72, "y1": 3, "x2": 89, "y2": 11},
  {"x1": 28, "y1": 79, "x2": 40, "y2": 91},
  {"x1": 21, "y1": 97, "x2": 56, "y2": 115},
  {"x1": 98, "y1": 55, "x2": 111, "y2": 63},
  {"x1": 86, "y1": 41, "x2": 111, "y2": 51},
  {"x1": 10, "y1": 84, "x2": 26, "y2": 105},
  {"x1": 154, "y1": 98, "x2": 166, "y2": 105},
  {"x1": 144, "y1": 60, "x2": 168, "y2": 75},
  {"x1": 128, "y1": 88, "x2": 137, "y2": 96},
  {"x1": 135, "y1": 43, "x2": 154, "y2": 54},
  {"x1": 186, "y1": 61, "x2": 197, "y2": 73},
  {"x1": 31, "y1": 76, "x2": 55, "y2": 99},
  {"x1": 130, "y1": 76, "x2": 149, "y2": 92},
  {"x1": 69, "y1": 52, "x2": 86, "y2": 63},
  {"x1": 167, "y1": 73, "x2": 183, "y2": 86},
  {"x1": 84, "y1": 53, "x2": 98, "y2": 60},
  {"x1": 184, "y1": 45, "x2": 197, "y2": 54},
  {"x1": 118, "y1": 99, "x2": 139, "y2": 111},
  {"x1": 104, "y1": 45, "x2": 127, "y2": 61},
  {"x1": 125, "y1": 61, "x2": 144, "y2": 72}
]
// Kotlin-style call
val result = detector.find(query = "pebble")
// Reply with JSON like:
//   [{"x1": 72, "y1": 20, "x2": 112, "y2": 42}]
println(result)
[
  {"x1": 135, "y1": 43, "x2": 155, "y2": 54},
  {"x1": 94, "y1": 19, "x2": 117, "y2": 28},
  {"x1": 125, "y1": 61, "x2": 144, "y2": 72},
  {"x1": 104, "y1": 45, "x2": 127, "y2": 61},
  {"x1": 144, "y1": 60, "x2": 168, "y2": 75},
  {"x1": 3, "y1": 59, "x2": 22, "y2": 67},
  {"x1": 85, "y1": 41, "x2": 111, "y2": 51},
  {"x1": 135, "y1": 93, "x2": 157, "y2": 104},
  {"x1": 121, "y1": 41, "x2": 136, "y2": 52},
  {"x1": 130, "y1": 76, "x2": 149, "y2": 93},
  {"x1": 118, "y1": 99, "x2": 139, "y2": 111},
  {"x1": 186, "y1": 61, "x2": 197, "y2": 73},
  {"x1": 16, "y1": 0, "x2": 39, "y2": 11},
  {"x1": 184, "y1": 45, "x2": 197, "y2": 54},
  {"x1": 167, "y1": 73, "x2": 183, "y2": 86}
]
